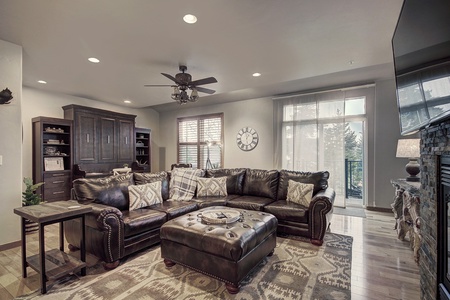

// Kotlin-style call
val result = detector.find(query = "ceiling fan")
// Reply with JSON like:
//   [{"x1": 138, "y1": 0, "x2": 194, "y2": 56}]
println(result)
[{"x1": 144, "y1": 65, "x2": 218, "y2": 104}]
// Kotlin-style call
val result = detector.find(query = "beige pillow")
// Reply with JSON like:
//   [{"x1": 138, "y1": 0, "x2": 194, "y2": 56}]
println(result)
[
  {"x1": 128, "y1": 181, "x2": 162, "y2": 210},
  {"x1": 197, "y1": 177, "x2": 228, "y2": 197},
  {"x1": 286, "y1": 180, "x2": 314, "y2": 207}
]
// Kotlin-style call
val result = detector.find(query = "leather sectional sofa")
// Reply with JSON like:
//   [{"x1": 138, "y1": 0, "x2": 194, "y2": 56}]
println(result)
[{"x1": 64, "y1": 168, "x2": 335, "y2": 268}]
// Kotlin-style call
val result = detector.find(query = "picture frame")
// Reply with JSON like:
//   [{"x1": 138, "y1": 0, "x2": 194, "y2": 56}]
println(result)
[{"x1": 44, "y1": 157, "x2": 64, "y2": 171}]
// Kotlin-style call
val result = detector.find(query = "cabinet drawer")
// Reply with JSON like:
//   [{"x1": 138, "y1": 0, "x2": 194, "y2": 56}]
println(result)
[
  {"x1": 43, "y1": 187, "x2": 71, "y2": 202},
  {"x1": 43, "y1": 172, "x2": 71, "y2": 188}
]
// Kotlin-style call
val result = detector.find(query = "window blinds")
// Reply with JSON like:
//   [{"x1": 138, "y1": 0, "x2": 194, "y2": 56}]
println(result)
[{"x1": 177, "y1": 113, "x2": 223, "y2": 169}]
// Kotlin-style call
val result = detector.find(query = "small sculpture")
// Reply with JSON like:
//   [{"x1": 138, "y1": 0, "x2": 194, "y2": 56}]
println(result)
[{"x1": 0, "y1": 88, "x2": 13, "y2": 104}]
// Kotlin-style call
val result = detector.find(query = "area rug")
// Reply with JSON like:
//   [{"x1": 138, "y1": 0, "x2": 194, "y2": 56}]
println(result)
[{"x1": 16, "y1": 233, "x2": 352, "y2": 300}]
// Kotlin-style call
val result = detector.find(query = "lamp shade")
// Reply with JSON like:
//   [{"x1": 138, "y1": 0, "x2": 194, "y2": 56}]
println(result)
[{"x1": 396, "y1": 139, "x2": 420, "y2": 158}]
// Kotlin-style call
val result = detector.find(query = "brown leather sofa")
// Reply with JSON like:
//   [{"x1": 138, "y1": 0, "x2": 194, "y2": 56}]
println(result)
[{"x1": 64, "y1": 168, "x2": 335, "y2": 268}]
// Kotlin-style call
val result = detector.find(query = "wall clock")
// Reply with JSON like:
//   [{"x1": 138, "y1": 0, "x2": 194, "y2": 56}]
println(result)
[{"x1": 236, "y1": 126, "x2": 259, "y2": 151}]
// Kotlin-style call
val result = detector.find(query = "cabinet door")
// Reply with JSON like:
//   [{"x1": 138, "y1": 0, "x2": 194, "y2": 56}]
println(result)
[
  {"x1": 76, "y1": 113, "x2": 97, "y2": 163},
  {"x1": 118, "y1": 119, "x2": 134, "y2": 162},
  {"x1": 99, "y1": 117, "x2": 116, "y2": 162}
]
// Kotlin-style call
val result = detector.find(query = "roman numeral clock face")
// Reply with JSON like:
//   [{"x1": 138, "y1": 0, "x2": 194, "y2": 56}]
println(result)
[{"x1": 236, "y1": 127, "x2": 259, "y2": 151}]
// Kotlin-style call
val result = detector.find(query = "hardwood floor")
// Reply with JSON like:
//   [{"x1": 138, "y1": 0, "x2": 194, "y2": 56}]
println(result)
[{"x1": 0, "y1": 210, "x2": 420, "y2": 299}]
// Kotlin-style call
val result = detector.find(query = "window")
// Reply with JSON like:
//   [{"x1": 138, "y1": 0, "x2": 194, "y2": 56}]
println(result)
[{"x1": 177, "y1": 113, "x2": 223, "y2": 169}]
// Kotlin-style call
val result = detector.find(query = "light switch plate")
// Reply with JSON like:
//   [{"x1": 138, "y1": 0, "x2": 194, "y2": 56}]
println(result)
[{"x1": 0, "y1": 155, "x2": 3, "y2": 165}]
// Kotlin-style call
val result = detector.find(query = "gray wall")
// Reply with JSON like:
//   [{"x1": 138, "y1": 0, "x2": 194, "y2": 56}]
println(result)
[
  {"x1": 372, "y1": 79, "x2": 415, "y2": 208},
  {"x1": 159, "y1": 97, "x2": 274, "y2": 171},
  {"x1": 21, "y1": 87, "x2": 161, "y2": 180},
  {"x1": 0, "y1": 40, "x2": 22, "y2": 245},
  {"x1": 159, "y1": 79, "x2": 406, "y2": 209},
  {"x1": 0, "y1": 41, "x2": 408, "y2": 247}
]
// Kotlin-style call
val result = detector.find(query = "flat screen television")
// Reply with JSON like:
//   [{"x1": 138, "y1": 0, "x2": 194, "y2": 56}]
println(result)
[{"x1": 392, "y1": 0, "x2": 450, "y2": 135}]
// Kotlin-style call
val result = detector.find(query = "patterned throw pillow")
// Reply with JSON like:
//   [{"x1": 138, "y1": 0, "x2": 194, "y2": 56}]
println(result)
[
  {"x1": 286, "y1": 180, "x2": 314, "y2": 207},
  {"x1": 169, "y1": 168, "x2": 204, "y2": 201},
  {"x1": 128, "y1": 181, "x2": 162, "y2": 210},
  {"x1": 197, "y1": 177, "x2": 228, "y2": 197}
]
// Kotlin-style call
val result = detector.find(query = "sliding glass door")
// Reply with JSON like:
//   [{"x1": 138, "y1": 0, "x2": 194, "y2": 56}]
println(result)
[{"x1": 275, "y1": 86, "x2": 371, "y2": 208}]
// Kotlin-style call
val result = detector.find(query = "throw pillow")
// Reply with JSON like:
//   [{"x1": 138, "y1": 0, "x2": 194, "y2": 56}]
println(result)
[
  {"x1": 169, "y1": 168, "x2": 204, "y2": 201},
  {"x1": 128, "y1": 181, "x2": 162, "y2": 210},
  {"x1": 286, "y1": 179, "x2": 314, "y2": 207},
  {"x1": 197, "y1": 177, "x2": 228, "y2": 197}
]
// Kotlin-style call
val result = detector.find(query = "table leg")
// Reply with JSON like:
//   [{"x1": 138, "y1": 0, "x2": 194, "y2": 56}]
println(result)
[
  {"x1": 20, "y1": 217, "x2": 27, "y2": 278},
  {"x1": 59, "y1": 221, "x2": 64, "y2": 251},
  {"x1": 39, "y1": 223, "x2": 47, "y2": 294},
  {"x1": 80, "y1": 215, "x2": 86, "y2": 276}
]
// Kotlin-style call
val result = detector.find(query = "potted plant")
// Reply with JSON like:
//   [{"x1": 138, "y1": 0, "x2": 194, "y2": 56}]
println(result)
[
  {"x1": 22, "y1": 177, "x2": 44, "y2": 206},
  {"x1": 22, "y1": 177, "x2": 44, "y2": 233}
]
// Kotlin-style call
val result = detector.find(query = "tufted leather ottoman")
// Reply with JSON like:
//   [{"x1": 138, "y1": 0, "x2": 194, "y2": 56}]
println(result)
[{"x1": 160, "y1": 206, "x2": 278, "y2": 294}]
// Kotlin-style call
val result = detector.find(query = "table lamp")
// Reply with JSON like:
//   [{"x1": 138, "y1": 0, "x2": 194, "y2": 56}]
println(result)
[{"x1": 396, "y1": 138, "x2": 420, "y2": 182}]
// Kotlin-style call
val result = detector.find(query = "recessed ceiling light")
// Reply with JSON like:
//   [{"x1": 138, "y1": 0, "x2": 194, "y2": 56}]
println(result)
[
  {"x1": 124, "y1": 100, "x2": 131, "y2": 104},
  {"x1": 349, "y1": 60, "x2": 355, "y2": 65},
  {"x1": 88, "y1": 57, "x2": 100, "y2": 63},
  {"x1": 252, "y1": 73, "x2": 261, "y2": 77},
  {"x1": 37, "y1": 80, "x2": 47, "y2": 84},
  {"x1": 183, "y1": 14, "x2": 197, "y2": 24}
]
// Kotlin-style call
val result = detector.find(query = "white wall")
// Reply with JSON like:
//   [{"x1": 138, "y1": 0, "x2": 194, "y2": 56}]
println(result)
[
  {"x1": 21, "y1": 87, "x2": 160, "y2": 179},
  {"x1": 159, "y1": 98, "x2": 274, "y2": 171},
  {"x1": 0, "y1": 40, "x2": 22, "y2": 245}
]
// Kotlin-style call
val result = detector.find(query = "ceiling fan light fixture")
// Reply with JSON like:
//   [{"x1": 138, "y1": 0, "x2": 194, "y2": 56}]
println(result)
[
  {"x1": 145, "y1": 65, "x2": 216, "y2": 105},
  {"x1": 183, "y1": 14, "x2": 197, "y2": 24},
  {"x1": 189, "y1": 88, "x2": 199, "y2": 102},
  {"x1": 171, "y1": 86, "x2": 181, "y2": 100}
]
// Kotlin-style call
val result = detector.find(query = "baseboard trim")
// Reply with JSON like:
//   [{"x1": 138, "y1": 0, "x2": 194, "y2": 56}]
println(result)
[
  {"x1": 365, "y1": 206, "x2": 392, "y2": 213},
  {"x1": 0, "y1": 240, "x2": 21, "y2": 251}
]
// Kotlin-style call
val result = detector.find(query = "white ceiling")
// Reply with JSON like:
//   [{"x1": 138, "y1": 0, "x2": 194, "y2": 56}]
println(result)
[{"x1": 0, "y1": 0, "x2": 403, "y2": 111}]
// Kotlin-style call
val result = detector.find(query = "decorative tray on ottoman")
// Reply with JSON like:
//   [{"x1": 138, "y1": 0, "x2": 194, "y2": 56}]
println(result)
[{"x1": 201, "y1": 209, "x2": 241, "y2": 224}]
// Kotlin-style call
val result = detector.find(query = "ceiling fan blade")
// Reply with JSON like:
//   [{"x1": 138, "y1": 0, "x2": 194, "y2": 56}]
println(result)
[
  {"x1": 195, "y1": 86, "x2": 216, "y2": 94},
  {"x1": 144, "y1": 84, "x2": 174, "y2": 87},
  {"x1": 190, "y1": 77, "x2": 218, "y2": 86},
  {"x1": 161, "y1": 73, "x2": 183, "y2": 85}
]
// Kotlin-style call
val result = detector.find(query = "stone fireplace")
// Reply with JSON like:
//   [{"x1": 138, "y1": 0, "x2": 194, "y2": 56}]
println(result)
[{"x1": 420, "y1": 120, "x2": 450, "y2": 300}]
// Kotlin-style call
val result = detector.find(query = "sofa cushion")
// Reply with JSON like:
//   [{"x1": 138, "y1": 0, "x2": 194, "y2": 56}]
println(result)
[
  {"x1": 169, "y1": 168, "x2": 204, "y2": 201},
  {"x1": 149, "y1": 201, "x2": 198, "y2": 220},
  {"x1": 122, "y1": 208, "x2": 167, "y2": 237},
  {"x1": 129, "y1": 181, "x2": 163, "y2": 210},
  {"x1": 226, "y1": 195, "x2": 275, "y2": 211},
  {"x1": 263, "y1": 200, "x2": 309, "y2": 224},
  {"x1": 286, "y1": 180, "x2": 314, "y2": 207},
  {"x1": 205, "y1": 168, "x2": 246, "y2": 195},
  {"x1": 134, "y1": 171, "x2": 170, "y2": 201},
  {"x1": 197, "y1": 177, "x2": 228, "y2": 197},
  {"x1": 242, "y1": 169, "x2": 279, "y2": 200},
  {"x1": 277, "y1": 170, "x2": 329, "y2": 201},
  {"x1": 73, "y1": 174, "x2": 134, "y2": 211},
  {"x1": 192, "y1": 194, "x2": 240, "y2": 209}
]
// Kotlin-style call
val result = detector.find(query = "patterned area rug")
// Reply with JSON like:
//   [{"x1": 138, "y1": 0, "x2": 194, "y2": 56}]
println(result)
[{"x1": 16, "y1": 233, "x2": 352, "y2": 300}]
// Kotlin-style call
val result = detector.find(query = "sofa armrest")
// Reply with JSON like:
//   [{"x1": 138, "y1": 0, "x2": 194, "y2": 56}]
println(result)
[
  {"x1": 64, "y1": 202, "x2": 125, "y2": 263},
  {"x1": 308, "y1": 187, "x2": 335, "y2": 245}
]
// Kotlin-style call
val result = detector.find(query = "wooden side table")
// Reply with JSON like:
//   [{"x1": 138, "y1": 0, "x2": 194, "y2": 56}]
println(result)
[{"x1": 14, "y1": 200, "x2": 92, "y2": 294}]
